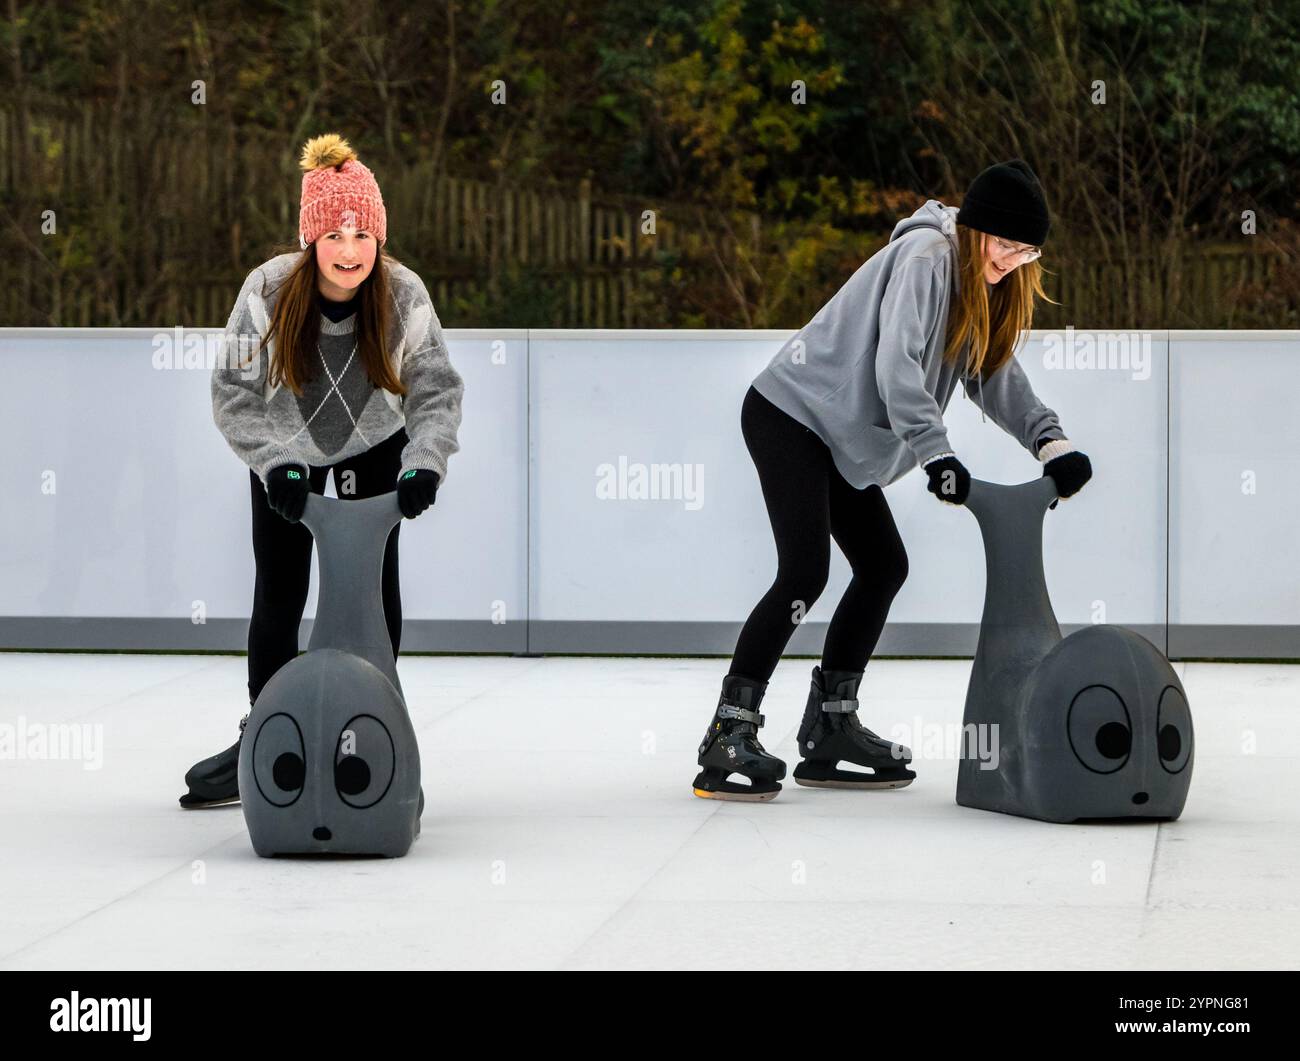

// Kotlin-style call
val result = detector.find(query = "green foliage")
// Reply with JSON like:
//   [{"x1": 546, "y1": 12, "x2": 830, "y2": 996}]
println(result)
[
  {"x1": 438, "y1": 264, "x2": 568, "y2": 328},
  {"x1": 0, "y1": 0, "x2": 1295, "y2": 327}
]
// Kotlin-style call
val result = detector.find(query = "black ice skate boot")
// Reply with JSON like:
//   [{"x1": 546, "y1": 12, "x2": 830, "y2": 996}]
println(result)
[
  {"x1": 793, "y1": 665, "x2": 915, "y2": 790},
  {"x1": 178, "y1": 713, "x2": 247, "y2": 809},
  {"x1": 692, "y1": 674, "x2": 787, "y2": 802}
]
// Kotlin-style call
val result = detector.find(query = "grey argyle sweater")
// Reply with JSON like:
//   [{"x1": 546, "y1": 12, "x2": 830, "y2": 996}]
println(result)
[{"x1": 211, "y1": 252, "x2": 464, "y2": 486}]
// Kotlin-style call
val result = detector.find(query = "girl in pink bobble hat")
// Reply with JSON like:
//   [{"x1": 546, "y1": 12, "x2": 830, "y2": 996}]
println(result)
[
  {"x1": 297, "y1": 133, "x2": 389, "y2": 250},
  {"x1": 183, "y1": 134, "x2": 465, "y2": 809}
]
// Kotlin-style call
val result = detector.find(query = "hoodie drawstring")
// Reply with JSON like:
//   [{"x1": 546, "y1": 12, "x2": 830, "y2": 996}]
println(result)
[{"x1": 962, "y1": 349, "x2": 988, "y2": 423}]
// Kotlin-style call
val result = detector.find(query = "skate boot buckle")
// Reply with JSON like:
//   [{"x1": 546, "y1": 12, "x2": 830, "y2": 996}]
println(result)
[{"x1": 716, "y1": 704, "x2": 765, "y2": 727}]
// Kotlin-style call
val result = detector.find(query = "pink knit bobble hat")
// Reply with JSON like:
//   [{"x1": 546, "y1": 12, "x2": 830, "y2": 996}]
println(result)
[{"x1": 297, "y1": 133, "x2": 387, "y2": 249}]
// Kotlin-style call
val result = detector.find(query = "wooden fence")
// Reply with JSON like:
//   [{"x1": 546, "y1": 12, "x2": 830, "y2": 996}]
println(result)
[
  {"x1": 0, "y1": 102, "x2": 1288, "y2": 329},
  {"x1": 0, "y1": 101, "x2": 705, "y2": 328},
  {"x1": 1036, "y1": 242, "x2": 1288, "y2": 330}
]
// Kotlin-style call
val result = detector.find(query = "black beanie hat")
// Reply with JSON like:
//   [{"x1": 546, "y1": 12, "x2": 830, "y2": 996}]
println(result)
[{"x1": 956, "y1": 159, "x2": 1050, "y2": 247}]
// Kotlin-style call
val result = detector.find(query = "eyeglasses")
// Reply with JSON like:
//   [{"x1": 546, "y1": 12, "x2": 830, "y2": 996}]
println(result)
[{"x1": 990, "y1": 236, "x2": 1042, "y2": 264}]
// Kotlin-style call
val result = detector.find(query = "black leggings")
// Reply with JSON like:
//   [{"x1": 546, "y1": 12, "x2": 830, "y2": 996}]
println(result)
[
  {"x1": 246, "y1": 427, "x2": 407, "y2": 706},
  {"x1": 729, "y1": 386, "x2": 909, "y2": 683}
]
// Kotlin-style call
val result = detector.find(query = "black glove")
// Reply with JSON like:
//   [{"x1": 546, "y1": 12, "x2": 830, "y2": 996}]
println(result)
[
  {"x1": 1036, "y1": 437, "x2": 1092, "y2": 507},
  {"x1": 924, "y1": 455, "x2": 970, "y2": 506},
  {"x1": 397, "y1": 468, "x2": 440, "y2": 519},
  {"x1": 266, "y1": 463, "x2": 310, "y2": 523}
]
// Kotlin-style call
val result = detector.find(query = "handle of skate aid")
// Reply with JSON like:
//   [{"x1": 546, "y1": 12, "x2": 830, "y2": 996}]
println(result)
[
  {"x1": 963, "y1": 475, "x2": 1061, "y2": 527},
  {"x1": 298, "y1": 489, "x2": 404, "y2": 537},
  {"x1": 293, "y1": 489, "x2": 406, "y2": 694}
]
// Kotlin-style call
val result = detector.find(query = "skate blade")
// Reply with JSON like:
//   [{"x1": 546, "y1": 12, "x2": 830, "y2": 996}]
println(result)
[
  {"x1": 693, "y1": 786, "x2": 780, "y2": 802},
  {"x1": 793, "y1": 775, "x2": 914, "y2": 791},
  {"x1": 179, "y1": 795, "x2": 241, "y2": 809}
]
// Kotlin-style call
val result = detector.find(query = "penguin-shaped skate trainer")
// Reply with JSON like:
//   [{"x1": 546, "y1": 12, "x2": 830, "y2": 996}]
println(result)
[
  {"x1": 238, "y1": 491, "x2": 422, "y2": 857},
  {"x1": 956, "y1": 475, "x2": 1193, "y2": 823}
]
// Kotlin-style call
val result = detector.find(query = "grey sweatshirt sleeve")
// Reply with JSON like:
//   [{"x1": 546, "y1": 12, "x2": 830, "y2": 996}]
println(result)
[
  {"x1": 964, "y1": 352, "x2": 1066, "y2": 454},
  {"x1": 874, "y1": 256, "x2": 954, "y2": 466},
  {"x1": 395, "y1": 279, "x2": 464, "y2": 483},
  {"x1": 210, "y1": 267, "x2": 299, "y2": 485}
]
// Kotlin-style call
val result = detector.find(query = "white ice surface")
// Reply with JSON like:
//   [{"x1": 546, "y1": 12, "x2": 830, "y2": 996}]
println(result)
[{"x1": 0, "y1": 653, "x2": 1296, "y2": 970}]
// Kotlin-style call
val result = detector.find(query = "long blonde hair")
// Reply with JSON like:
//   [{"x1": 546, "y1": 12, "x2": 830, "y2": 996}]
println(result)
[{"x1": 942, "y1": 224, "x2": 1059, "y2": 379}]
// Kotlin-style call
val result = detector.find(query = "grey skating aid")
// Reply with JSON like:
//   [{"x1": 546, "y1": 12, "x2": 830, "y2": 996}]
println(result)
[
  {"x1": 239, "y1": 491, "x2": 422, "y2": 857},
  {"x1": 956, "y1": 476, "x2": 1193, "y2": 823}
]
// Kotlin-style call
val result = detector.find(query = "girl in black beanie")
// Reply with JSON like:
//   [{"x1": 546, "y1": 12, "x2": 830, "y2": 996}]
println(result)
[{"x1": 693, "y1": 159, "x2": 1092, "y2": 802}]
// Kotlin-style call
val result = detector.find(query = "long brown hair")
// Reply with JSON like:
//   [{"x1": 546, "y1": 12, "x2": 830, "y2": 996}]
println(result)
[
  {"x1": 942, "y1": 224, "x2": 1059, "y2": 380},
  {"x1": 254, "y1": 243, "x2": 408, "y2": 398}
]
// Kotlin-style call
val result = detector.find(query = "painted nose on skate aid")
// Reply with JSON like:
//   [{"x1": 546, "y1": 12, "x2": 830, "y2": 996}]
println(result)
[
  {"x1": 955, "y1": 475, "x2": 1194, "y2": 823},
  {"x1": 238, "y1": 491, "x2": 423, "y2": 857}
]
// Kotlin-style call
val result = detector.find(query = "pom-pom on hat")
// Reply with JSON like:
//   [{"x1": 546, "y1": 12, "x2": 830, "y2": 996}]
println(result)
[{"x1": 297, "y1": 134, "x2": 387, "y2": 249}]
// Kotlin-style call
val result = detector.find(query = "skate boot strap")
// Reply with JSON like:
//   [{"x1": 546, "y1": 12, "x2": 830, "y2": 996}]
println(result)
[
  {"x1": 820, "y1": 697, "x2": 859, "y2": 714},
  {"x1": 717, "y1": 703, "x2": 765, "y2": 727}
]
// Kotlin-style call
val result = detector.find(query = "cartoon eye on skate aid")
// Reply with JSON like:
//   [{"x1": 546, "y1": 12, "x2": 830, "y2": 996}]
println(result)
[
  {"x1": 957, "y1": 475, "x2": 1193, "y2": 823},
  {"x1": 238, "y1": 491, "x2": 422, "y2": 856}
]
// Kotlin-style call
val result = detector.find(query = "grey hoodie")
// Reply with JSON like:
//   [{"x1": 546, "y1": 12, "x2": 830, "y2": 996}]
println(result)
[{"x1": 749, "y1": 199, "x2": 1065, "y2": 490}]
